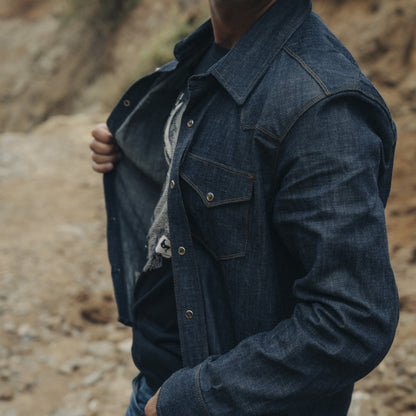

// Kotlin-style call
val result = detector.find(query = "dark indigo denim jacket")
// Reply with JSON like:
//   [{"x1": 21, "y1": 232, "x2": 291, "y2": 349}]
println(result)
[{"x1": 104, "y1": 0, "x2": 399, "y2": 414}]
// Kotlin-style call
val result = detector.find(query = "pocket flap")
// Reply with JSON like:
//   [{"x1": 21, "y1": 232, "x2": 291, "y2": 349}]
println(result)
[{"x1": 180, "y1": 153, "x2": 254, "y2": 207}]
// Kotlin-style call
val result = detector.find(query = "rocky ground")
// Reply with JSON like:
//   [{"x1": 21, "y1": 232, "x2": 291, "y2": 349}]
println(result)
[
  {"x1": 0, "y1": 0, "x2": 415, "y2": 415},
  {"x1": 0, "y1": 114, "x2": 137, "y2": 416}
]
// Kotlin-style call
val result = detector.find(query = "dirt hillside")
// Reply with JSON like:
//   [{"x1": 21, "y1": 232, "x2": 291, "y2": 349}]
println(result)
[{"x1": 0, "y1": 1, "x2": 415, "y2": 415}]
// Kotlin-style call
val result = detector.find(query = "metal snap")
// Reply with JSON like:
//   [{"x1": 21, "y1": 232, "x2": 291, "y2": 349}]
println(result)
[
  {"x1": 206, "y1": 192, "x2": 214, "y2": 202},
  {"x1": 170, "y1": 180, "x2": 175, "y2": 189},
  {"x1": 187, "y1": 120, "x2": 194, "y2": 128},
  {"x1": 178, "y1": 247, "x2": 186, "y2": 256},
  {"x1": 123, "y1": 99, "x2": 131, "y2": 107},
  {"x1": 185, "y1": 310, "x2": 194, "y2": 319}
]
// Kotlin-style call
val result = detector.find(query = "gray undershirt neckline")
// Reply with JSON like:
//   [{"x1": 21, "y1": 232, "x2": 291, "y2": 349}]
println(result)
[{"x1": 143, "y1": 92, "x2": 188, "y2": 272}]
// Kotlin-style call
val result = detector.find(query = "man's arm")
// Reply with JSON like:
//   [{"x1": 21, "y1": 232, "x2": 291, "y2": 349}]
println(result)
[
  {"x1": 90, "y1": 123, "x2": 122, "y2": 173},
  {"x1": 155, "y1": 95, "x2": 399, "y2": 415}
]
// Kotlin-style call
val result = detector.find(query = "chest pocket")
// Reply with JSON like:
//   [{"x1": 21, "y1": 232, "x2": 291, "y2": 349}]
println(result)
[{"x1": 180, "y1": 153, "x2": 254, "y2": 260}]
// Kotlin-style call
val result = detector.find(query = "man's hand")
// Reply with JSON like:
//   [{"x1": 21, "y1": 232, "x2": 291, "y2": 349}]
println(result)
[
  {"x1": 144, "y1": 388, "x2": 160, "y2": 416},
  {"x1": 90, "y1": 123, "x2": 122, "y2": 173}
]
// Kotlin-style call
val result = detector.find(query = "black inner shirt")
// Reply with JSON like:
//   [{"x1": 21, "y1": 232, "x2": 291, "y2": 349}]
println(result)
[{"x1": 131, "y1": 42, "x2": 230, "y2": 392}]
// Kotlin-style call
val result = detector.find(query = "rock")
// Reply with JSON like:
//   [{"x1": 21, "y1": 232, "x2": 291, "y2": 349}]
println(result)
[
  {"x1": 88, "y1": 399, "x2": 99, "y2": 411},
  {"x1": 86, "y1": 341, "x2": 115, "y2": 358},
  {"x1": 17, "y1": 324, "x2": 38, "y2": 341},
  {"x1": 39, "y1": 313, "x2": 63, "y2": 331},
  {"x1": 106, "y1": 324, "x2": 129, "y2": 342},
  {"x1": 56, "y1": 224, "x2": 85, "y2": 239},
  {"x1": 0, "y1": 365, "x2": 12, "y2": 381},
  {"x1": 59, "y1": 321, "x2": 73, "y2": 335},
  {"x1": 3, "y1": 321, "x2": 17, "y2": 334},
  {"x1": 58, "y1": 359, "x2": 83, "y2": 375},
  {"x1": 81, "y1": 371, "x2": 103, "y2": 387},
  {"x1": 407, "y1": 365, "x2": 416, "y2": 376},
  {"x1": 395, "y1": 375, "x2": 413, "y2": 393},
  {"x1": 0, "y1": 387, "x2": 14, "y2": 401},
  {"x1": 15, "y1": 376, "x2": 37, "y2": 393},
  {"x1": 348, "y1": 391, "x2": 373, "y2": 416},
  {"x1": 117, "y1": 339, "x2": 132, "y2": 354},
  {"x1": 400, "y1": 294, "x2": 416, "y2": 313},
  {"x1": 78, "y1": 292, "x2": 116, "y2": 325}
]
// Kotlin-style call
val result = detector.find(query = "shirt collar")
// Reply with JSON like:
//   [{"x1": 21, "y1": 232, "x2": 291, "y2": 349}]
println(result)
[{"x1": 174, "y1": 0, "x2": 312, "y2": 105}]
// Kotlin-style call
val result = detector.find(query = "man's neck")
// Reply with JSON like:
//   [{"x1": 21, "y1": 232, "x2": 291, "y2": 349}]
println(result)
[{"x1": 209, "y1": 0, "x2": 277, "y2": 49}]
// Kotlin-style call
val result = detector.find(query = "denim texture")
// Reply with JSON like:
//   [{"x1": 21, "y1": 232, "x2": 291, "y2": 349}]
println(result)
[{"x1": 104, "y1": 0, "x2": 399, "y2": 414}]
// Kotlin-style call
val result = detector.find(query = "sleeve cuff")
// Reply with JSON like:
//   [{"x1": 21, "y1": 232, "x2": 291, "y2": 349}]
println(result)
[{"x1": 157, "y1": 363, "x2": 210, "y2": 416}]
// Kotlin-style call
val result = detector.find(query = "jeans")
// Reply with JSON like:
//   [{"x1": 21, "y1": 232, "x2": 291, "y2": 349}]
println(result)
[{"x1": 125, "y1": 374, "x2": 156, "y2": 416}]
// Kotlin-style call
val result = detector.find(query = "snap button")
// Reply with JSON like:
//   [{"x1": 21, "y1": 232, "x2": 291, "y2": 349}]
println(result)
[
  {"x1": 178, "y1": 247, "x2": 186, "y2": 256},
  {"x1": 187, "y1": 120, "x2": 194, "y2": 128},
  {"x1": 206, "y1": 192, "x2": 214, "y2": 202},
  {"x1": 170, "y1": 180, "x2": 175, "y2": 189},
  {"x1": 123, "y1": 99, "x2": 131, "y2": 107},
  {"x1": 185, "y1": 310, "x2": 194, "y2": 319}
]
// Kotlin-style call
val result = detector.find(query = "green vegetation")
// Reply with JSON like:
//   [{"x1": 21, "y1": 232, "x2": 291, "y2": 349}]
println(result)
[
  {"x1": 68, "y1": 0, "x2": 140, "y2": 30},
  {"x1": 135, "y1": 10, "x2": 207, "y2": 76},
  {"x1": 65, "y1": 0, "x2": 209, "y2": 112}
]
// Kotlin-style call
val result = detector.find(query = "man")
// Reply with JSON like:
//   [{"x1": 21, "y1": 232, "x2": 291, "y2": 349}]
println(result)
[{"x1": 90, "y1": 0, "x2": 399, "y2": 415}]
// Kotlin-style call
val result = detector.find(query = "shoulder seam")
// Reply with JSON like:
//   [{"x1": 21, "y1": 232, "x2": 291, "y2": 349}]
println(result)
[
  {"x1": 283, "y1": 46, "x2": 331, "y2": 96},
  {"x1": 279, "y1": 89, "x2": 396, "y2": 143}
]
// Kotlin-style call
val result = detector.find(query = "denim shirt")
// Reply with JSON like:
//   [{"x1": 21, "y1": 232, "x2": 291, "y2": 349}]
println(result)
[{"x1": 104, "y1": 0, "x2": 399, "y2": 414}]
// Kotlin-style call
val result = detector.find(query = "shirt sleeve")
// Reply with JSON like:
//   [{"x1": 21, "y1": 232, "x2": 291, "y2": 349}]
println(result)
[{"x1": 156, "y1": 94, "x2": 399, "y2": 416}]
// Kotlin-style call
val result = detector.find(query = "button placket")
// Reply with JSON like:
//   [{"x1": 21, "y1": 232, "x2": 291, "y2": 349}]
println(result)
[{"x1": 166, "y1": 101, "x2": 210, "y2": 365}]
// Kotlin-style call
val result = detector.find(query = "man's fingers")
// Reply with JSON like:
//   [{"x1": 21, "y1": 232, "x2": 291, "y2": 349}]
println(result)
[
  {"x1": 91, "y1": 123, "x2": 113, "y2": 144},
  {"x1": 90, "y1": 123, "x2": 121, "y2": 173},
  {"x1": 92, "y1": 161, "x2": 114, "y2": 174},
  {"x1": 91, "y1": 152, "x2": 122, "y2": 165},
  {"x1": 90, "y1": 139, "x2": 119, "y2": 155},
  {"x1": 144, "y1": 389, "x2": 160, "y2": 416}
]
